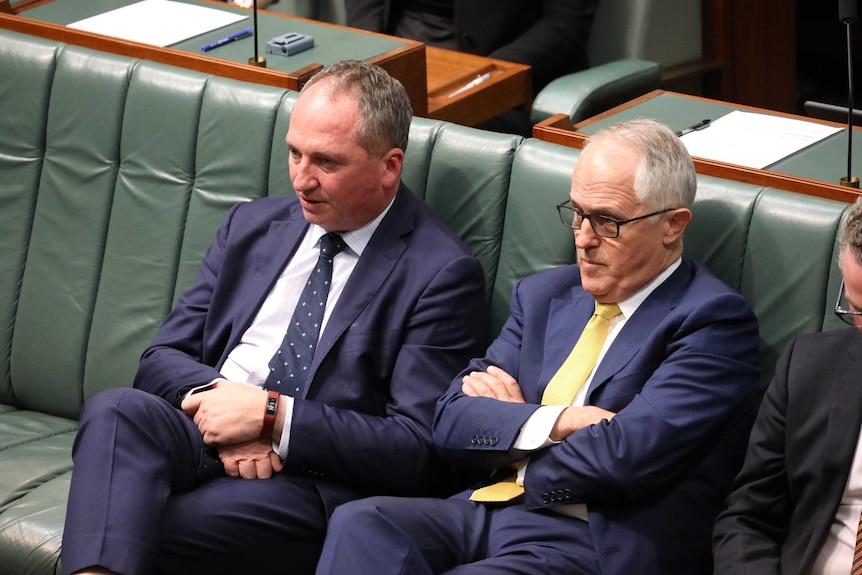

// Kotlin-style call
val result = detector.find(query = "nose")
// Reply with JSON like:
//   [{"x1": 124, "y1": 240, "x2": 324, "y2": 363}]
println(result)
[
  {"x1": 290, "y1": 158, "x2": 318, "y2": 193},
  {"x1": 574, "y1": 218, "x2": 601, "y2": 249}
]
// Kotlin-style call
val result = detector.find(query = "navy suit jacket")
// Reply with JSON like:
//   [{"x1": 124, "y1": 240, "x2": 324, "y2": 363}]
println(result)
[
  {"x1": 713, "y1": 328, "x2": 862, "y2": 574},
  {"x1": 434, "y1": 258, "x2": 760, "y2": 574},
  {"x1": 134, "y1": 185, "x2": 487, "y2": 511},
  {"x1": 345, "y1": 0, "x2": 598, "y2": 91}
]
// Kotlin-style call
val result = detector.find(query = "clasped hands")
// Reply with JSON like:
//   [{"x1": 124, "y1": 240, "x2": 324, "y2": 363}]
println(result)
[
  {"x1": 461, "y1": 366, "x2": 616, "y2": 441},
  {"x1": 181, "y1": 381, "x2": 283, "y2": 479}
]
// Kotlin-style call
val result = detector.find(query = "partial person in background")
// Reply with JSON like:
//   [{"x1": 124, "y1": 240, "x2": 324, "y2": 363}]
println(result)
[
  {"x1": 714, "y1": 197, "x2": 862, "y2": 574},
  {"x1": 346, "y1": 0, "x2": 600, "y2": 136}
]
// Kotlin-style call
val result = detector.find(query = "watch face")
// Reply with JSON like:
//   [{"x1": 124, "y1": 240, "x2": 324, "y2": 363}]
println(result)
[{"x1": 266, "y1": 395, "x2": 279, "y2": 415}]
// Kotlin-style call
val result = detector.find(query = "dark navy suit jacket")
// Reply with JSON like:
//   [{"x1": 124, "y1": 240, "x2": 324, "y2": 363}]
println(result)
[
  {"x1": 133, "y1": 185, "x2": 487, "y2": 512},
  {"x1": 434, "y1": 258, "x2": 760, "y2": 574},
  {"x1": 714, "y1": 328, "x2": 862, "y2": 574}
]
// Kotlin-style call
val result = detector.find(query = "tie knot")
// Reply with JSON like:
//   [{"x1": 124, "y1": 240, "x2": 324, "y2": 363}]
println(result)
[
  {"x1": 595, "y1": 302, "x2": 621, "y2": 320},
  {"x1": 319, "y1": 233, "x2": 346, "y2": 258}
]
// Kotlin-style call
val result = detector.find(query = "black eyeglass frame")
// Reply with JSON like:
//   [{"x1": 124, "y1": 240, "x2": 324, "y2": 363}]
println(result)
[
  {"x1": 555, "y1": 201, "x2": 677, "y2": 239},
  {"x1": 835, "y1": 280, "x2": 862, "y2": 326}
]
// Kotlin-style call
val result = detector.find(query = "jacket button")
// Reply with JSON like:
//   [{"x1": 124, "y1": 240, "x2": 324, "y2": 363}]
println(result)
[
  {"x1": 460, "y1": 33, "x2": 474, "y2": 49},
  {"x1": 542, "y1": 493, "x2": 550, "y2": 504},
  {"x1": 490, "y1": 437, "x2": 498, "y2": 446},
  {"x1": 471, "y1": 435, "x2": 478, "y2": 444}
]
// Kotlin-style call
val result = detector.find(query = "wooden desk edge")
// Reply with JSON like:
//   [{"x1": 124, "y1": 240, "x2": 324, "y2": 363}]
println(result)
[
  {"x1": 0, "y1": 3, "x2": 428, "y2": 111},
  {"x1": 532, "y1": 92, "x2": 862, "y2": 204}
]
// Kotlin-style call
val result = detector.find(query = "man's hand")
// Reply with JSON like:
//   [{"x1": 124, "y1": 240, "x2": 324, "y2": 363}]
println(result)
[
  {"x1": 461, "y1": 365, "x2": 525, "y2": 403},
  {"x1": 218, "y1": 438, "x2": 284, "y2": 479},
  {"x1": 181, "y1": 380, "x2": 267, "y2": 445},
  {"x1": 550, "y1": 406, "x2": 616, "y2": 442}
]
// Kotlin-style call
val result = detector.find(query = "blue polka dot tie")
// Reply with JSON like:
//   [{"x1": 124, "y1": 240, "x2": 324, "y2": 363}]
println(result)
[{"x1": 264, "y1": 232, "x2": 346, "y2": 397}]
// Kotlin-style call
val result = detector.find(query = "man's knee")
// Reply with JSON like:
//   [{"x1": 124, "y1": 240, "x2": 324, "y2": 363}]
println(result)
[
  {"x1": 329, "y1": 496, "x2": 391, "y2": 531},
  {"x1": 80, "y1": 387, "x2": 166, "y2": 423}
]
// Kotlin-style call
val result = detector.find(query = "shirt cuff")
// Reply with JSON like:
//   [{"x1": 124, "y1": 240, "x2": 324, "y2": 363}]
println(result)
[
  {"x1": 274, "y1": 395, "x2": 295, "y2": 461},
  {"x1": 513, "y1": 405, "x2": 566, "y2": 451}
]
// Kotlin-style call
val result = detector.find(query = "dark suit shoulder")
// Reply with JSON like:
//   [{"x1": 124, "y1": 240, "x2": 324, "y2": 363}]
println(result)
[{"x1": 513, "y1": 258, "x2": 746, "y2": 305}]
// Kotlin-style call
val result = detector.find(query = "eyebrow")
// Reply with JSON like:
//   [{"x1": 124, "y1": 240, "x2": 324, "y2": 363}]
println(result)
[{"x1": 571, "y1": 201, "x2": 623, "y2": 220}]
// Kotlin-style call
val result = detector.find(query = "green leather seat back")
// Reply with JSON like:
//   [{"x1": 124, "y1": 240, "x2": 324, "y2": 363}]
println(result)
[
  {"x1": 0, "y1": 32, "x2": 60, "y2": 408},
  {"x1": 401, "y1": 117, "x2": 442, "y2": 200},
  {"x1": 741, "y1": 189, "x2": 849, "y2": 387},
  {"x1": 10, "y1": 44, "x2": 137, "y2": 419},
  {"x1": 417, "y1": 123, "x2": 521, "y2": 307},
  {"x1": 493, "y1": 140, "x2": 581, "y2": 337},
  {"x1": 3, "y1": 34, "x2": 294, "y2": 419}
]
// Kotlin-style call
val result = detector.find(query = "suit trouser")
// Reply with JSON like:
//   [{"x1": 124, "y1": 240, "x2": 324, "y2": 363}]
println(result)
[
  {"x1": 315, "y1": 495, "x2": 601, "y2": 574},
  {"x1": 61, "y1": 388, "x2": 328, "y2": 575}
]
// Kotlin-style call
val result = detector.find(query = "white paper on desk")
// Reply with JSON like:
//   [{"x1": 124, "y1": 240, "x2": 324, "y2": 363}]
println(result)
[
  {"x1": 68, "y1": 0, "x2": 247, "y2": 47},
  {"x1": 680, "y1": 110, "x2": 842, "y2": 169}
]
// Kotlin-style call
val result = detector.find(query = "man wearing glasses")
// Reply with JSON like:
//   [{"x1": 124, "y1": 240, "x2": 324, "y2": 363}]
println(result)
[
  {"x1": 714, "y1": 197, "x2": 862, "y2": 574},
  {"x1": 314, "y1": 119, "x2": 760, "y2": 575}
]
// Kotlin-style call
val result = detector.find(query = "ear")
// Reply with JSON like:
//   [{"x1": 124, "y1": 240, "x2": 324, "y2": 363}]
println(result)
[
  {"x1": 663, "y1": 208, "x2": 692, "y2": 245},
  {"x1": 380, "y1": 148, "x2": 405, "y2": 190}
]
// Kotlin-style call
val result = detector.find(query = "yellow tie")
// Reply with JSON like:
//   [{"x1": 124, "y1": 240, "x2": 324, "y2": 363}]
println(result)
[
  {"x1": 470, "y1": 302, "x2": 621, "y2": 503},
  {"x1": 541, "y1": 302, "x2": 622, "y2": 406}
]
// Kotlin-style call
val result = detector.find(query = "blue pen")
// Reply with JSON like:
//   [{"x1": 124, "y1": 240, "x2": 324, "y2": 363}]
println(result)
[{"x1": 201, "y1": 27, "x2": 254, "y2": 53}]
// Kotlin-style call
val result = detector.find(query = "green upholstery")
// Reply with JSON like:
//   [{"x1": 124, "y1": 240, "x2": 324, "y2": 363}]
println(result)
[
  {"x1": 0, "y1": 27, "x2": 854, "y2": 573},
  {"x1": 532, "y1": 0, "x2": 702, "y2": 124}
]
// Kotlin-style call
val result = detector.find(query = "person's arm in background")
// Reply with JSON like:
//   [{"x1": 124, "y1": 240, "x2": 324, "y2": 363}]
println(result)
[
  {"x1": 345, "y1": 0, "x2": 390, "y2": 32},
  {"x1": 472, "y1": 0, "x2": 600, "y2": 91}
]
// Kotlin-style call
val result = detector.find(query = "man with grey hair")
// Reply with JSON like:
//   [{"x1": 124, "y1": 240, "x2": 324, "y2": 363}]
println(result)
[
  {"x1": 714, "y1": 197, "x2": 862, "y2": 574},
  {"x1": 315, "y1": 118, "x2": 760, "y2": 575},
  {"x1": 60, "y1": 60, "x2": 486, "y2": 575}
]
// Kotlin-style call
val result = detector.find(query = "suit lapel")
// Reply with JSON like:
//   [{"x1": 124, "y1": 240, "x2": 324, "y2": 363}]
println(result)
[
  {"x1": 302, "y1": 188, "x2": 414, "y2": 396},
  {"x1": 224, "y1": 202, "x2": 308, "y2": 357},
  {"x1": 810, "y1": 334, "x2": 862, "y2": 541},
  {"x1": 540, "y1": 291, "x2": 595, "y2": 399},
  {"x1": 795, "y1": 330, "x2": 862, "y2": 572},
  {"x1": 587, "y1": 260, "x2": 692, "y2": 399}
]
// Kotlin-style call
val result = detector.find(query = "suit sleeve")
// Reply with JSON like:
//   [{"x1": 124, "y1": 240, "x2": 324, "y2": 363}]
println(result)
[
  {"x1": 433, "y1": 276, "x2": 553, "y2": 470},
  {"x1": 345, "y1": 0, "x2": 388, "y2": 32},
  {"x1": 712, "y1": 339, "x2": 797, "y2": 575},
  {"x1": 435, "y1": 277, "x2": 760, "y2": 502},
  {"x1": 522, "y1": 290, "x2": 759, "y2": 507}
]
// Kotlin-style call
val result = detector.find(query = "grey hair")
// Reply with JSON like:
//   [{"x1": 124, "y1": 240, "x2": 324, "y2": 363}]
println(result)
[
  {"x1": 301, "y1": 60, "x2": 412, "y2": 157},
  {"x1": 840, "y1": 197, "x2": 862, "y2": 266},
  {"x1": 584, "y1": 118, "x2": 697, "y2": 210}
]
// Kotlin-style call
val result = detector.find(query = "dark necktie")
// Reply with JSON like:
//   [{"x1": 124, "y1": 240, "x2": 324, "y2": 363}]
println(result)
[{"x1": 264, "y1": 232, "x2": 346, "y2": 397}]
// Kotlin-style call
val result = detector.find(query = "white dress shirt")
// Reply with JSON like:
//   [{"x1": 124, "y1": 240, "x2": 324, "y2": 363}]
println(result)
[
  {"x1": 811, "y1": 426, "x2": 862, "y2": 574},
  {"x1": 219, "y1": 200, "x2": 393, "y2": 460}
]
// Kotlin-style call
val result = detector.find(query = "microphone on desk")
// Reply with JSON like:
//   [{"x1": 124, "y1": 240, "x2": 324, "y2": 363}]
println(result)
[
  {"x1": 248, "y1": 0, "x2": 266, "y2": 68},
  {"x1": 839, "y1": 0, "x2": 858, "y2": 187}
]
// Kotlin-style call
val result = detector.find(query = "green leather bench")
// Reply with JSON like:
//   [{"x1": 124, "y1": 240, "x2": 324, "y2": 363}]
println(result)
[{"x1": 0, "y1": 28, "x2": 850, "y2": 573}]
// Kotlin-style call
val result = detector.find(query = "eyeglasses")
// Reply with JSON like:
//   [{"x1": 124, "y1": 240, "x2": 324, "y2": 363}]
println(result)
[
  {"x1": 555, "y1": 201, "x2": 675, "y2": 239},
  {"x1": 835, "y1": 280, "x2": 862, "y2": 326}
]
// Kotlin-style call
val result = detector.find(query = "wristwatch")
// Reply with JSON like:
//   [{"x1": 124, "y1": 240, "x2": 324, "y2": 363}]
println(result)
[{"x1": 262, "y1": 390, "x2": 279, "y2": 438}]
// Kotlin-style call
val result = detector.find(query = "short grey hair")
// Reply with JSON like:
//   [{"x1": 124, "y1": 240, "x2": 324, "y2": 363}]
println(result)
[
  {"x1": 301, "y1": 60, "x2": 412, "y2": 158},
  {"x1": 840, "y1": 197, "x2": 862, "y2": 266},
  {"x1": 584, "y1": 118, "x2": 697, "y2": 210}
]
